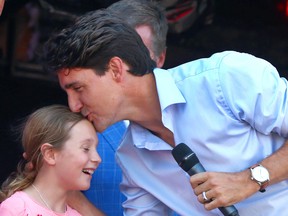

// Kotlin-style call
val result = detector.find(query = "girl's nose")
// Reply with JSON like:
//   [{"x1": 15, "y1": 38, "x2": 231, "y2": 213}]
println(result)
[{"x1": 91, "y1": 150, "x2": 102, "y2": 165}]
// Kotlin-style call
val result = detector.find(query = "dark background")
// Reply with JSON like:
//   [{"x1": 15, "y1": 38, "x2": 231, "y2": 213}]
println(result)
[{"x1": 1, "y1": 0, "x2": 288, "y2": 184}]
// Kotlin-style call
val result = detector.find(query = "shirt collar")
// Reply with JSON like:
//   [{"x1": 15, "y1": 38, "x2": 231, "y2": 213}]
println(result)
[
  {"x1": 128, "y1": 69, "x2": 186, "y2": 151},
  {"x1": 129, "y1": 123, "x2": 172, "y2": 150},
  {"x1": 153, "y1": 68, "x2": 186, "y2": 112}
]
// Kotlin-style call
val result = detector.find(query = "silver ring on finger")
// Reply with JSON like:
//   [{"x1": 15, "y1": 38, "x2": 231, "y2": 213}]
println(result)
[{"x1": 202, "y1": 191, "x2": 209, "y2": 202}]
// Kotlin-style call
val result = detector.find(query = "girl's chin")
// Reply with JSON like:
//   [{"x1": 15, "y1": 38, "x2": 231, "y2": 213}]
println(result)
[
  {"x1": 79, "y1": 183, "x2": 91, "y2": 191},
  {"x1": 78, "y1": 179, "x2": 92, "y2": 191}
]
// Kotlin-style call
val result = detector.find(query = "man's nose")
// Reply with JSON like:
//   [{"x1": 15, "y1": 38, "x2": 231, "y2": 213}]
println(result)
[{"x1": 68, "y1": 94, "x2": 83, "y2": 112}]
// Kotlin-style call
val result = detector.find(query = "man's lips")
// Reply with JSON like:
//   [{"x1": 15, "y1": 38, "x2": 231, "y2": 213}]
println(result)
[
  {"x1": 86, "y1": 114, "x2": 100, "y2": 126},
  {"x1": 85, "y1": 113, "x2": 93, "y2": 122}
]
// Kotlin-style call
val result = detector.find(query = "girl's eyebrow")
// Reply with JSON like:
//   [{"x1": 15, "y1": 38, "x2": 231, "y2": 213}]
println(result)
[{"x1": 80, "y1": 138, "x2": 97, "y2": 145}]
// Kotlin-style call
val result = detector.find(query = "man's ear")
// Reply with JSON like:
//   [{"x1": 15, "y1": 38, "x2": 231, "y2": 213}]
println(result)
[
  {"x1": 108, "y1": 57, "x2": 125, "y2": 82},
  {"x1": 40, "y1": 143, "x2": 56, "y2": 165},
  {"x1": 156, "y1": 49, "x2": 167, "y2": 68}
]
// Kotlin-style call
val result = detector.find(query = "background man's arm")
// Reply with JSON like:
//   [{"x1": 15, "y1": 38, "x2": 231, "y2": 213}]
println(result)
[{"x1": 68, "y1": 190, "x2": 106, "y2": 216}]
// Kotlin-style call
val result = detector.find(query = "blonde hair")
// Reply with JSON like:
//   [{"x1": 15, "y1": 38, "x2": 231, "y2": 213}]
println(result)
[{"x1": 0, "y1": 105, "x2": 86, "y2": 202}]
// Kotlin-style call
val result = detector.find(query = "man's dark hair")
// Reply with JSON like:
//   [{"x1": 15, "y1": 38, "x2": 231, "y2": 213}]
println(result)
[{"x1": 42, "y1": 9, "x2": 156, "y2": 76}]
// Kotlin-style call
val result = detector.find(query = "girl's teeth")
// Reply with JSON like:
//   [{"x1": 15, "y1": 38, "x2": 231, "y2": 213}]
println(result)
[{"x1": 82, "y1": 169, "x2": 94, "y2": 175}]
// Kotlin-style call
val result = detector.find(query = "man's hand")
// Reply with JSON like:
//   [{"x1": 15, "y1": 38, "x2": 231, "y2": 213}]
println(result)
[
  {"x1": 190, "y1": 139, "x2": 288, "y2": 211},
  {"x1": 190, "y1": 170, "x2": 259, "y2": 211}
]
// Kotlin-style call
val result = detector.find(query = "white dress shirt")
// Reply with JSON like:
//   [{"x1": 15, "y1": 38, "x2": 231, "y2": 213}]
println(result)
[{"x1": 116, "y1": 51, "x2": 288, "y2": 215}]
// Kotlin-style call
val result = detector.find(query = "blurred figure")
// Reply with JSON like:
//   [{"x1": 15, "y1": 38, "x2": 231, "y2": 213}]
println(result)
[{"x1": 0, "y1": 0, "x2": 4, "y2": 16}]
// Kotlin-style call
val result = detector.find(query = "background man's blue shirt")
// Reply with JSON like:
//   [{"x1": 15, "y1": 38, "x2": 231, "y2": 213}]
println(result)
[{"x1": 83, "y1": 121, "x2": 126, "y2": 215}]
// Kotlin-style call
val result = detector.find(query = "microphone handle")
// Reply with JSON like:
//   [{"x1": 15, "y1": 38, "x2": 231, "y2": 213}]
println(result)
[
  {"x1": 187, "y1": 164, "x2": 240, "y2": 216},
  {"x1": 219, "y1": 207, "x2": 240, "y2": 216},
  {"x1": 187, "y1": 163, "x2": 206, "y2": 175}
]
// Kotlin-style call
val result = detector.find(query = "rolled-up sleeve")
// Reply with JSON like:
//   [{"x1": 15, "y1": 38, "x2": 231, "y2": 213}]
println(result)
[{"x1": 218, "y1": 51, "x2": 288, "y2": 137}]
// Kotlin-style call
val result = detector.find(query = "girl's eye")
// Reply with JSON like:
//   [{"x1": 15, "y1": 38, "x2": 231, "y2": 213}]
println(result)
[{"x1": 83, "y1": 147, "x2": 89, "y2": 152}]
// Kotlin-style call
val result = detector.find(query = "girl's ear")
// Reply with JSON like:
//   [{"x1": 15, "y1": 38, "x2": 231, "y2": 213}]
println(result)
[{"x1": 40, "y1": 143, "x2": 56, "y2": 165}]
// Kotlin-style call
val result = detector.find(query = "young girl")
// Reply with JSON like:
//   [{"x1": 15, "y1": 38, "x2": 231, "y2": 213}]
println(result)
[{"x1": 0, "y1": 105, "x2": 101, "y2": 215}]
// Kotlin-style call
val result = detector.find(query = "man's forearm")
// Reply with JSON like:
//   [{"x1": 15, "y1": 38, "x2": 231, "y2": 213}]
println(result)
[
  {"x1": 68, "y1": 190, "x2": 106, "y2": 216},
  {"x1": 261, "y1": 139, "x2": 288, "y2": 185}
]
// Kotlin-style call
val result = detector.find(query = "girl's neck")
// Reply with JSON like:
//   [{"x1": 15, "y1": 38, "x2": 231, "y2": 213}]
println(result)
[{"x1": 25, "y1": 182, "x2": 67, "y2": 213}]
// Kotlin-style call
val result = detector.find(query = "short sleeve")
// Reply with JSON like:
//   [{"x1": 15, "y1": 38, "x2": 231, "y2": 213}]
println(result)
[{"x1": 0, "y1": 195, "x2": 26, "y2": 215}]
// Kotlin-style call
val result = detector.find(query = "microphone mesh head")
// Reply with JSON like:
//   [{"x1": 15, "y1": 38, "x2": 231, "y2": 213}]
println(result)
[{"x1": 172, "y1": 143, "x2": 199, "y2": 172}]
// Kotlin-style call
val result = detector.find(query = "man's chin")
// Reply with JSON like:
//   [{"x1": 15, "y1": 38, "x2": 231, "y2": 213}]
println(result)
[{"x1": 92, "y1": 121, "x2": 106, "y2": 133}]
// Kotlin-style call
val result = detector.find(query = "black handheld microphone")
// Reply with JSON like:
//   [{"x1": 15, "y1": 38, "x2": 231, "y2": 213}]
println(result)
[{"x1": 172, "y1": 143, "x2": 239, "y2": 216}]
